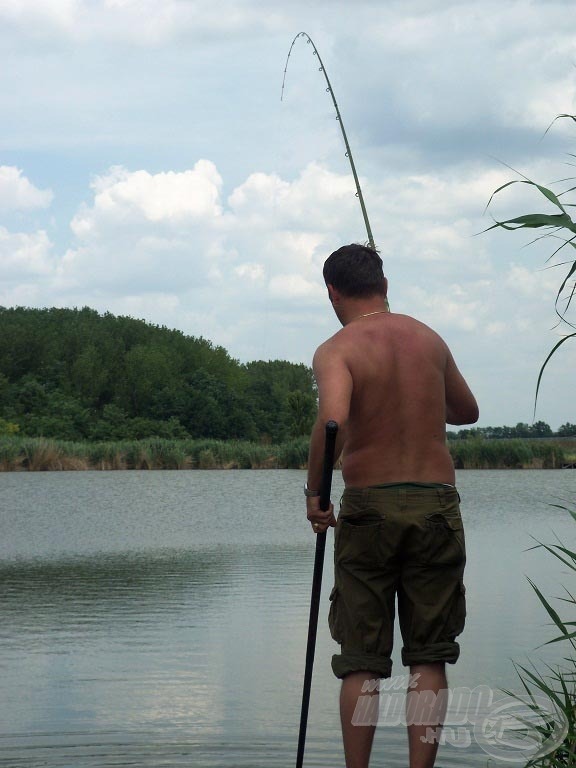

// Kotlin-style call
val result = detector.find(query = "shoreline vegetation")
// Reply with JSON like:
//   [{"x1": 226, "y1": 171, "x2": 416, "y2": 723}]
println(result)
[{"x1": 0, "y1": 436, "x2": 574, "y2": 472}]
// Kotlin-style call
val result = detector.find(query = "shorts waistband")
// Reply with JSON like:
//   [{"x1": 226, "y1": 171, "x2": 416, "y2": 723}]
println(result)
[{"x1": 342, "y1": 482, "x2": 459, "y2": 506}]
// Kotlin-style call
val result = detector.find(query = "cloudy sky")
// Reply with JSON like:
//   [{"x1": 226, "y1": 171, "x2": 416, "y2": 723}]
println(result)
[{"x1": 1, "y1": 0, "x2": 575, "y2": 429}]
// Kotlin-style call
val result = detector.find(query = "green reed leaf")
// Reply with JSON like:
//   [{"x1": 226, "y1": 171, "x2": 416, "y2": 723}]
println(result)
[
  {"x1": 527, "y1": 578, "x2": 568, "y2": 635},
  {"x1": 535, "y1": 333, "x2": 576, "y2": 412}
]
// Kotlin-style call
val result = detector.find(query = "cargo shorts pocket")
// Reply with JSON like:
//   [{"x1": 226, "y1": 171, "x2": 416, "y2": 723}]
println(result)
[
  {"x1": 336, "y1": 516, "x2": 386, "y2": 566},
  {"x1": 447, "y1": 581, "x2": 467, "y2": 638},
  {"x1": 423, "y1": 510, "x2": 465, "y2": 566},
  {"x1": 328, "y1": 586, "x2": 343, "y2": 644}
]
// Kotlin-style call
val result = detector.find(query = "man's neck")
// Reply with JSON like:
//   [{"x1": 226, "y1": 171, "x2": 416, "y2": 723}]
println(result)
[{"x1": 340, "y1": 299, "x2": 390, "y2": 326}]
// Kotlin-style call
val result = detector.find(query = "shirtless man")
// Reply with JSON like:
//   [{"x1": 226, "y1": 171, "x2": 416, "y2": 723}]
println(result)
[{"x1": 305, "y1": 244, "x2": 479, "y2": 768}]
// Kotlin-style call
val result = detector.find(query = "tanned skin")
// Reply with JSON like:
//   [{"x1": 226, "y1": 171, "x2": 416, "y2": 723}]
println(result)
[{"x1": 306, "y1": 281, "x2": 478, "y2": 768}]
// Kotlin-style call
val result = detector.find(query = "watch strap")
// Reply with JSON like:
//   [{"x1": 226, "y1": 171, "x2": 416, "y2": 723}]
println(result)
[{"x1": 304, "y1": 482, "x2": 320, "y2": 497}]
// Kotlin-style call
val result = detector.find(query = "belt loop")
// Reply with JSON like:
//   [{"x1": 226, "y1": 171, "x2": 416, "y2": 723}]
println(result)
[
  {"x1": 399, "y1": 487, "x2": 407, "y2": 511},
  {"x1": 437, "y1": 487, "x2": 446, "y2": 507}
]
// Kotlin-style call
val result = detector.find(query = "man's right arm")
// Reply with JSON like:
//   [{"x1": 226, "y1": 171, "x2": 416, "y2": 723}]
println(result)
[
  {"x1": 445, "y1": 350, "x2": 479, "y2": 425},
  {"x1": 306, "y1": 341, "x2": 351, "y2": 490},
  {"x1": 305, "y1": 341, "x2": 352, "y2": 534}
]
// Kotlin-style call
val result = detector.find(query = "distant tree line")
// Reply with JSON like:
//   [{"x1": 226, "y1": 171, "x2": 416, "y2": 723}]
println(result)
[
  {"x1": 0, "y1": 307, "x2": 317, "y2": 443},
  {"x1": 447, "y1": 422, "x2": 576, "y2": 440},
  {"x1": 1, "y1": 307, "x2": 573, "y2": 446}
]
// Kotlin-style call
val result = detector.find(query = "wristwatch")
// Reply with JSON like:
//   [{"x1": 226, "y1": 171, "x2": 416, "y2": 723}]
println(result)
[{"x1": 304, "y1": 482, "x2": 320, "y2": 497}]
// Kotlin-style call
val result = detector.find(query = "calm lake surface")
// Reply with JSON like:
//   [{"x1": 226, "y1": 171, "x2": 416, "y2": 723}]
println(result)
[{"x1": 0, "y1": 469, "x2": 574, "y2": 768}]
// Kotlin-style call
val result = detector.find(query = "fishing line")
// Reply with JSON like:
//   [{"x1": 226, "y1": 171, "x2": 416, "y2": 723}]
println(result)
[{"x1": 256, "y1": 85, "x2": 292, "y2": 364}]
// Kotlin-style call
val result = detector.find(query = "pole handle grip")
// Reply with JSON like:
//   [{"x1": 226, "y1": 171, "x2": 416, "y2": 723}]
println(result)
[{"x1": 319, "y1": 420, "x2": 338, "y2": 512}]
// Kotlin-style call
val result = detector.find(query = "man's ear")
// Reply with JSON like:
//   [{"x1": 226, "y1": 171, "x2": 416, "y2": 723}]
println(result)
[{"x1": 327, "y1": 284, "x2": 340, "y2": 305}]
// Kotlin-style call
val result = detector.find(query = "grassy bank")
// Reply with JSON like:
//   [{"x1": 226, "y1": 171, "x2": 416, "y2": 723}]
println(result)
[
  {"x1": 0, "y1": 435, "x2": 573, "y2": 471},
  {"x1": 448, "y1": 438, "x2": 572, "y2": 469},
  {"x1": 0, "y1": 435, "x2": 310, "y2": 471}
]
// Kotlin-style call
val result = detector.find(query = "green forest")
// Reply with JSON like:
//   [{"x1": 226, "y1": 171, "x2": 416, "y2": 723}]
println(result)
[{"x1": 0, "y1": 306, "x2": 317, "y2": 443}]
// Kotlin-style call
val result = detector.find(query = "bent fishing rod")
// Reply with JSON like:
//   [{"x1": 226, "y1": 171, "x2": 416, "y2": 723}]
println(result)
[
  {"x1": 282, "y1": 32, "x2": 389, "y2": 312},
  {"x1": 282, "y1": 31, "x2": 376, "y2": 252}
]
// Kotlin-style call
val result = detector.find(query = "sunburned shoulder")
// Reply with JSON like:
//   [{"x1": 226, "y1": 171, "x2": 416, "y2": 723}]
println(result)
[
  {"x1": 388, "y1": 312, "x2": 436, "y2": 332},
  {"x1": 311, "y1": 330, "x2": 351, "y2": 374},
  {"x1": 388, "y1": 312, "x2": 447, "y2": 344},
  {"x1": 313, "y1": 335, "x2": 341, "y2": 363}
]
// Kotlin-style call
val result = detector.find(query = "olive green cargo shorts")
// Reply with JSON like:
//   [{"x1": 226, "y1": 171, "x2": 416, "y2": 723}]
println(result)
[{"x1": 329, "y1": 483, "x2": 466, "y2": 679}]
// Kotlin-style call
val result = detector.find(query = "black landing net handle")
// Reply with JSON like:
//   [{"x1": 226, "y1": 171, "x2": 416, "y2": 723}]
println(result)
[{"x1": 296, "y1": 419, "x2": 339, "y2": 768}]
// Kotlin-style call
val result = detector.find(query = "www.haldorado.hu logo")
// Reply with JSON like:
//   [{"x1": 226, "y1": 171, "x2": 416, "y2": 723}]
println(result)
[{"x1": 352, "y1": 676, "x2": 569, "y2": 763}]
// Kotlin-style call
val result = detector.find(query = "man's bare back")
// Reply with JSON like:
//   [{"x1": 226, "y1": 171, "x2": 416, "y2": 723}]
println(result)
[{"x1": 315, "y1": 311, "x2": 477, "y2": 487}]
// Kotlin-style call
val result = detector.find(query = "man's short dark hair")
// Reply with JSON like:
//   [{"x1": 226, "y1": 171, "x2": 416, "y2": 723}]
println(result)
[{"x1": 323, "y1": 243, "x2": 386, "y2": 298}]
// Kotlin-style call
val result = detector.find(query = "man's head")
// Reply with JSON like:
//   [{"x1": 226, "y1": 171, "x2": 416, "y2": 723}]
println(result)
[{"x1": 323, "y1": 243, "x2": 387, "y2": 299}]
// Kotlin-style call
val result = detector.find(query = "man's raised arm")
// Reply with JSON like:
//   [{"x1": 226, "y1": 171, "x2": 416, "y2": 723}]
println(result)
[{"x1": 445, "y1": 349, "x2": 479, "y2": 426}]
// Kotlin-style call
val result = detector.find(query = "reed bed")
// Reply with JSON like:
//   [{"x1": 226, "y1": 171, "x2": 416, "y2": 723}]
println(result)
[
  {"x1": 0, "y1": 436, "x2": 310, "y2": 471},
  {"x1": 0, "y1": 436, "x2": 569, "y2": 472},
  {"x1": 448, "y1": 439, "x2": 566, "y2": 470}
]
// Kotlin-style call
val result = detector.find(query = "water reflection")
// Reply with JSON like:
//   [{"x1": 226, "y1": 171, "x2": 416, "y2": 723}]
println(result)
[{"x1": 0, "y1": 545, "x2": 319, "y2": 645}]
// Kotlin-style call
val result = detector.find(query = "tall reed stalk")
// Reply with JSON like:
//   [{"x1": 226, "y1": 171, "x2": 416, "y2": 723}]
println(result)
[{"x1": 486, "y1": 114, "x2": 576, "y2": 409}]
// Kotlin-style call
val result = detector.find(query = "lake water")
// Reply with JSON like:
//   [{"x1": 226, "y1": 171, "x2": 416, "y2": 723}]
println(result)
[{"x1": 0, "y1": 469, "x2": 574, "y2": 767}]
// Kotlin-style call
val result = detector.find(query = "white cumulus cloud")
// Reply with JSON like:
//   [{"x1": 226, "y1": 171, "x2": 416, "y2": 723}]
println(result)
[
  {"x1": 0, "y1": 226, "x2": 56, "y2": 309},
  {"x1": 0, "y1": 167, "x2": 53, "y2": 210},
  {"x1": 72, "y1": 161, "x2": 222, "y2": 236},
  {"x1": 403, "y1": 283, "x2": 487, "y2": 332}
]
